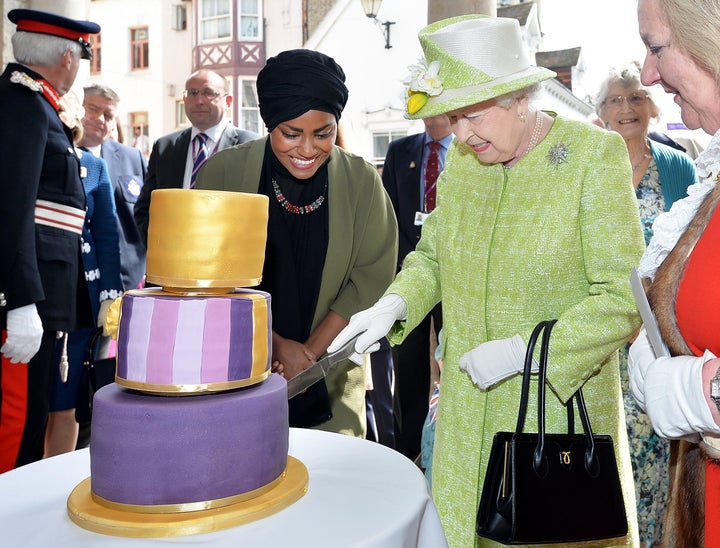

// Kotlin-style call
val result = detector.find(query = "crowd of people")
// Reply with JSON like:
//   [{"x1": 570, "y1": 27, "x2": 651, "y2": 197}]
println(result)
[{"x1": 5, "y1": 2, "x2": 720, "y2": 547}]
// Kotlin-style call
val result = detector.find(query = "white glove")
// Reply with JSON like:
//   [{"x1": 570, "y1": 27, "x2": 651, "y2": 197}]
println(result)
[
  {"x1": 629, "y1": 328, "x2": 720, "y2": 440},
  {"x1": 459, "y1": 335, "x2": 534, "y2": 390},
  {"x1": 97, "y1": 299, "x2": 113, "y2": 335},
  {"x1": 1, "y1": 304, "x2": 43, "y2": 364},
  {"x1": 328, "y1": 294, "x2": 407, "y2": 355}
]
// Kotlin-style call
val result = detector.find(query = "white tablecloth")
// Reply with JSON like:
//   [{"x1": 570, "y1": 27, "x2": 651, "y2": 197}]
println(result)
[{"x1": 0, "y1": 428, "x2": 447, "y2": 547}]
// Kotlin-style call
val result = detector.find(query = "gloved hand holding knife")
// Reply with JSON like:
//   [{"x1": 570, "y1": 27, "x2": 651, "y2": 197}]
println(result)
[{"x1": 286, "y1": 294, "x2": 407, "y2": 399}]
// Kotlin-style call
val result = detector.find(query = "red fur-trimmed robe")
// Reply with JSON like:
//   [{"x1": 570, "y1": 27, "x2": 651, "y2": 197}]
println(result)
[{"x1": 646, "y1": 183, "x2": 720, "y2": 547}]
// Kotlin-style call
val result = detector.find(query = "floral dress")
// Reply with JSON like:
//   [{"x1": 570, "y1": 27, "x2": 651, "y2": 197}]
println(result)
[{"x1": 619, "y1": 159, "x2": 670, "y2": 547}]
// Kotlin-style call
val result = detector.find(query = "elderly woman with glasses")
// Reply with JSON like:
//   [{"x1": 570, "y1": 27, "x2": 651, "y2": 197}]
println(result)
[
  {"x1": 595, "y1": 62, "x2": 697, "y2": 548},
  {"x1": 595, "y1": 63, "x2": 697, "y2": 242}
]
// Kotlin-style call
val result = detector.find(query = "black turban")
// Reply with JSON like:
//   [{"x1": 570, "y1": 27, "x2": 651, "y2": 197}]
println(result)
[{"x1": 257, "y1": 49, "x2": 349, "y2": 132}]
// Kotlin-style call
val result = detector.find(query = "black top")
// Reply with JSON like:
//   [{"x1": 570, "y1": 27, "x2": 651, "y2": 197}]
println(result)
[{"x1": 258, "y1": 140, "x2": 331, "y2": 427}]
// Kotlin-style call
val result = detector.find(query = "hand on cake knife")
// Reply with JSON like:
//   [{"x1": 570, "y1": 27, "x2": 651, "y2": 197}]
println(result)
[{"x1": 285, "y1": 335, "x2": 361, "y2": 399}]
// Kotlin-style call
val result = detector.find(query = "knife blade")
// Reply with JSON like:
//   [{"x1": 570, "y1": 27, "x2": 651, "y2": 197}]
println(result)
[{"x1": 286, "y1": 335, "x2": 361, "y2": 399}]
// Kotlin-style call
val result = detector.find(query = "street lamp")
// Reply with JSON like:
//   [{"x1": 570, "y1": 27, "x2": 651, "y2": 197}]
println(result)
[{"x1": 360, "y1": 0, "x2": 395, "y2": 49}]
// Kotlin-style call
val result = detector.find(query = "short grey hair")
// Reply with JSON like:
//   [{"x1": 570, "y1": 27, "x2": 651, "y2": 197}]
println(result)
[
  {"x1": 12, "y1": 31, "x2": 82, "y2": 67},
  {"x1": 497, "y1": 83, "x2": 544, "y2": 108},
  {"x1": 83, "y1": 83, "x2": 121, "y2": 105},
  {"x1": 594, "y1": 62, "x2": 660, "y2": 121}
]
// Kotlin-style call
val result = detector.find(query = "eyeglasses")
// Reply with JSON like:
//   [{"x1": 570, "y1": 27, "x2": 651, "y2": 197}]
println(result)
[
  {"x1": 604, "y1": 92, "x2": 649, "y2": 108},
  {"x1": 183, "y1": 88, "x2": 226, "y2": 101}
]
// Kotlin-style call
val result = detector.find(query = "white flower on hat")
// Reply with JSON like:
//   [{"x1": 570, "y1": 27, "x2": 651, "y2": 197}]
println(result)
[
  {"x1": 406, "y1": 59, "x2": 443, "y2": 96},
  {"x1": 404, "y1": 59, "x2": 443, "y2": 115}
]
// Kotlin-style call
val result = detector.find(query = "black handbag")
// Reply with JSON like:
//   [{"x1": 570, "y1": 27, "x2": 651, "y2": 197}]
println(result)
[
  {"x1": 476, "y1": 320, "x2": 628, "y2": 544},
  {"x1": 75, "y1": 327, "x2": 117, "y2": 424}
]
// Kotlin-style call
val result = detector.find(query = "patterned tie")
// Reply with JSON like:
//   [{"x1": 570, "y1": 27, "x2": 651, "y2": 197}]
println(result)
[
  {"x1": 424, "y1": 141, "x2": 441, "y2": 212},
  {"x1": 190, "y1": 132, "x2": 209, "y2": 188}
]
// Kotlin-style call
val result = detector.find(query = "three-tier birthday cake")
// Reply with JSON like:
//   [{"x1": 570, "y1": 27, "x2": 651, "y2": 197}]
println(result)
[{"x1": 67, "y1": 189, "x2": 308, "y2": 537}]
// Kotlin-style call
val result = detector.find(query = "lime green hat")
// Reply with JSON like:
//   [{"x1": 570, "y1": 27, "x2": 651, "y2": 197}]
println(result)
[{"x1": 404, "y1": 15, "x2": 556, "y2": 119}]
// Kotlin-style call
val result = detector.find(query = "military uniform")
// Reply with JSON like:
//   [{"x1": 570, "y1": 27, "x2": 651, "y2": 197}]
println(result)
[{"x1": 0, "y1": 62, "x2": 91, "y2": 470}]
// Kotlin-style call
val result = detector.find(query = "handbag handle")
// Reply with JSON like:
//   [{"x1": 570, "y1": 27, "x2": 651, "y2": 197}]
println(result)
[
  {"x1": 574, "y1": 389, "x2": 599, "y2": 476},
  {"x1": 83, "y1": 326, "x2": 105, "y2": 368},
  {"x1": 515, "y1": 320, "x2": 599, "y2": 478},
  {"x1": 514, "y1": 320, "x2": 552, "y2": 433}
]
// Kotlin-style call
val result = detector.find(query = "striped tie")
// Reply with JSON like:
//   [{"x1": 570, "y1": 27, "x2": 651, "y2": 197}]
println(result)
[
  {"x1": 424, "y1": 141, "x2": 441, "y2": 212},
  {"x1": 190, "y1": 132, "x2": 209, "y2": 188}
]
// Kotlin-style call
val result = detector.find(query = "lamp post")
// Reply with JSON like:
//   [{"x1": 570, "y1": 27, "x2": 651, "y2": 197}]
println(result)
[{"x1": 360, "y1": 0, "x2": 395, "y2": 49}]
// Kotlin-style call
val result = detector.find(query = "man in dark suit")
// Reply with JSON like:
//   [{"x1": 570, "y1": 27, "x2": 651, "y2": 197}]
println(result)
[
  {"x1": 0, "y1": 8, "x2": 99, "y2": 471},
  {"x1": 134, "y1": 69, "x2": 259, "y2": 246},
  {"x1": 79, "y1": 84, "x2": 147, "y2": 291},
  {"x1": 381, "y1": 114, "x2": 452, "y2": 461}
]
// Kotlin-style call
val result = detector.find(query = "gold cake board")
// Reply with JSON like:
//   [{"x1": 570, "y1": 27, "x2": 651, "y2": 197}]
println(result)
[{"x1": 67, "y1": 456, "x2": 308, "y2": 538}]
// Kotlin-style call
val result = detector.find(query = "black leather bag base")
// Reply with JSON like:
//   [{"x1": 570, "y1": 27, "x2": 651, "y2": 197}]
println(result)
[
  {"x1": 478, "y1": 431, "x2": 627, "y2": 544},
  {"x1": 476, "y1": 320, "x2": 628, "y2": 545}
]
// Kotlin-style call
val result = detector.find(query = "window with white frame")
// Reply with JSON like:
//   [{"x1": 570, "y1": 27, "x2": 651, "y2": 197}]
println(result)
[
  {"x1": 373, "y1": 130, "x2": 407, "y2": 165},
  {"x1": 238, "y1": 0, "x2": 260, "y2": 39},
  {"x1": 239, "y1": 79, "x2": 261, "y2": 134},
  {"x1": 200, "y1": 0, "x2": 231, "y2": 42},
  {"x1": 176, "y1": 100, "x2": 187, "y2": 126}
]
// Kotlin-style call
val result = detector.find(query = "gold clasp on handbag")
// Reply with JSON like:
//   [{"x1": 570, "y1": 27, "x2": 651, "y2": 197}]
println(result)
[{"x1": 560, "y1": 450, "x2": 571, "y2": 466}]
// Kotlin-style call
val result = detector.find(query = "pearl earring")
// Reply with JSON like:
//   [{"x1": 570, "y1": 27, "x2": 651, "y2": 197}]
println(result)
[{"x1": 519, "y1": 113, "x2": 527, "y2": 122}]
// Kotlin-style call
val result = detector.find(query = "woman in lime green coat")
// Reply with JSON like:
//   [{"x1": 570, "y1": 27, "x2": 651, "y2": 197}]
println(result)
[{"x1": 330, "y1": 15, "x2": 645, "y2": 548}]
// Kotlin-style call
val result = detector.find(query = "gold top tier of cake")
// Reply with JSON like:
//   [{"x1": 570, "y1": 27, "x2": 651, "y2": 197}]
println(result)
[{"x1": 146, "y1": 189, "x2": 268, "y2": 291}]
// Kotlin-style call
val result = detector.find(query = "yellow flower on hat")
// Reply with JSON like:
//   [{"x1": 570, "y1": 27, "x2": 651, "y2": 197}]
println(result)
[
  {"x1": 407, "y1": 92, "x2": 428, "y2": 115},
  {"x1": 404, "y1": 59, "x2": 443, "y2": 115}
]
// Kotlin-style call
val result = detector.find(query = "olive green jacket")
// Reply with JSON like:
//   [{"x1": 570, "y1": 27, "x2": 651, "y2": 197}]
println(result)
[{"x1": 197, "y1": 137, "x2": 398, "y2": 436}]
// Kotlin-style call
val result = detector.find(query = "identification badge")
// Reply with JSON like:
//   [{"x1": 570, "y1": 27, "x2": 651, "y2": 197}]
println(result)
[{"x1": 415, "y1": 211, "x2": 430, "y2": 226}]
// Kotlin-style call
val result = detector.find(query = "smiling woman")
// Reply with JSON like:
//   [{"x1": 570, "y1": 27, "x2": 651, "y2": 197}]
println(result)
[
  {"x1": 595, "y1": 61, "x2": 697, "y2": 548},
  {"x1": 627, "y1": 1, "x2": 720, "y2": 546},
  {"x1": 195, "y1": 49, "x2": 398, "y2": 437}
]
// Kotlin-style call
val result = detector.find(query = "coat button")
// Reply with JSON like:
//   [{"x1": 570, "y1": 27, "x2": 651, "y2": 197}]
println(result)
[{"x1": 0, "y1": 292, "x2": 6, "y2": 307}]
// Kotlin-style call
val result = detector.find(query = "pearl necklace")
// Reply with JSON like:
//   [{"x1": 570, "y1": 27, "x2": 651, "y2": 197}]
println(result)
[
  {"x1": 272, "y1": 178, "x2": 327, "y2": 215},
  {"x1": 632, "y1": 152, "x2": 650, "y2": 172},
  {"x1": 525, "y1": 110, "x2": 544, "y2": 156}
]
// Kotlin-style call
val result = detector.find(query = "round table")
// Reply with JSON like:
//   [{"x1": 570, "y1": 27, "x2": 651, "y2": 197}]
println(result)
[{"x1": 0, "y1": 428, "x2": 447, "y2": 547}]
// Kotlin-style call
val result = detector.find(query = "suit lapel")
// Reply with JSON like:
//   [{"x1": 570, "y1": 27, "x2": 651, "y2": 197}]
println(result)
[
  {"x1": 171, "y1": 129, "x2": 192, "y2": 186},
  {"x1": 404, "y1": 133, "x2": 425, "y2": 212},
  {"x1": 101, "y1": 139, "x2": 120, "y2": 164},
  {"x1": 217, "y1": 125, "x2": 240, "y2": 151}
]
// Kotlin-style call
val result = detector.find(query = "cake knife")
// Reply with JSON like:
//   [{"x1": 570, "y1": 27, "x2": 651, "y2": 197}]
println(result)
[{"x1": 286, "y1": 335, "x2": 361, "y2": 399}]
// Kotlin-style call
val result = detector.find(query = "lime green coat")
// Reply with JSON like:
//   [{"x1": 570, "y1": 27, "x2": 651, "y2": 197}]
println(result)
[
  {"x1": 197, "y1": 138, "x2": 398, "y2": 436},
  {"x1": 388, "y1": 115, "x2": 645, "y2": 547}
]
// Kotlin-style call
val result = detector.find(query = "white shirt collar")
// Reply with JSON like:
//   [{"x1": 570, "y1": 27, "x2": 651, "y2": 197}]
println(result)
[
  {"x1": 191, "y1": 119, "x2": 229, "y2": 145},
  {"x1": 86, "y1": 143, "x2": 102, "y2": 158}
]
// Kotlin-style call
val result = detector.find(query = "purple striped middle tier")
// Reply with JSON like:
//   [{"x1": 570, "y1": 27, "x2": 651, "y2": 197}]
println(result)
[{"x1": 115, "y1": 288, "x2": 271, "y2": 394}]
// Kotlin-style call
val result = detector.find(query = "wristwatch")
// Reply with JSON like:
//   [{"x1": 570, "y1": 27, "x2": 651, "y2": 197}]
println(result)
[{"x1": 711, "y1": 368, "x2": 720, "y2": 411}]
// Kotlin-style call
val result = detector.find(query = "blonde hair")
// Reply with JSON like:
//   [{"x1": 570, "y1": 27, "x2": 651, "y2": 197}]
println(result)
[
  {"x1": 59, "y1": 90, "x2": 85, "y2": 145},
  {"x1": 656, "y1": 0, "x2": 720, "y2": 86}
]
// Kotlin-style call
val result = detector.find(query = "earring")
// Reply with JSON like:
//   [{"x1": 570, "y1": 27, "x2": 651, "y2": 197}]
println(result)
[{"x1": 519, "y1": 113, "x2": 527, "y2": 122}]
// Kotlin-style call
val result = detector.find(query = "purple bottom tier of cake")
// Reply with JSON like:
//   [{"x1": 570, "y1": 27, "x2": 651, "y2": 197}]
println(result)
[{"x1": 90, "y1": 374, "x2": 288, "y2": 509}]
